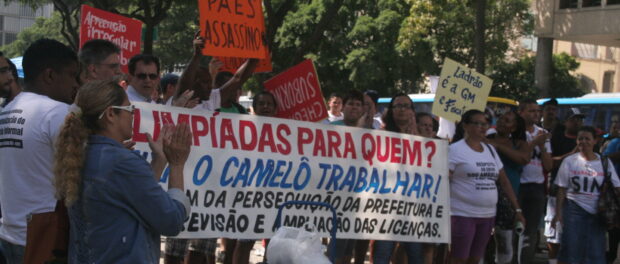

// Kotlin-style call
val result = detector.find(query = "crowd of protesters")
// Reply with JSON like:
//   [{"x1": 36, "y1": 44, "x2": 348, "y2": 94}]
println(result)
[{"x1": 1, "y1": 32, "x2": 620, "y2": 264}]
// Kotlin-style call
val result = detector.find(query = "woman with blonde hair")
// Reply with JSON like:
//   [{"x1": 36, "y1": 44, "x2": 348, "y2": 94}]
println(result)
[{"x1": 54, "y1": 80, "x2": 192, "y2": 263}]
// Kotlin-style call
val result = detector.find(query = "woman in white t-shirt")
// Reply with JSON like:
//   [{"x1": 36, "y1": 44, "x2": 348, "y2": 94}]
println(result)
[
  {"x1": 551, "y1": 126, "x2": 620, "y2": 264},
  {"x1": 448, "y1": 109, "x2": 525, "y2": 264}
]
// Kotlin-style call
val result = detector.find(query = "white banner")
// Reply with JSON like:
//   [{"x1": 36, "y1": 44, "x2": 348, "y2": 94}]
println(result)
[{"x1": 131, "y1": 102, "x2": 450, "y2": 243}]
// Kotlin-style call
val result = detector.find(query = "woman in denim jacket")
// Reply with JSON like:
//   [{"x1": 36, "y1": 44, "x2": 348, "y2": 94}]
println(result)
[{"x1": 54, "y1": 80, "x2": 192, "y2": 263}]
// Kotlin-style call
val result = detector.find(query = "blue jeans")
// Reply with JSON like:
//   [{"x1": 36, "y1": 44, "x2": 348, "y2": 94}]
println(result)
[
  {"x1": 558, "y1": 199, "x2": 606, "y2": 264},
  {"x1": 0, "y1": 239, "x2": 24, "y2": 264},
  {"x1": 373, "y1": 241, "x2": 422, "y2": 264}
]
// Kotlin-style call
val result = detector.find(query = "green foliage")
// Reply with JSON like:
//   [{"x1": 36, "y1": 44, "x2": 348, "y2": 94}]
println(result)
[
  {"x1": 152, "y1": 2, "x2": 199, "y2": 72},
  {"x1": 0, "y1": 12, "x2": 67, "y2": 57},
  {"x1": 490, "y1": 53, "x2": 585, "y2": 100},
  {"x1": 398, "y1": 0, "x2": 532, "y2": 75},
  {"x1": 271, "y1": 0, "x2": 427, "y2": 96}
]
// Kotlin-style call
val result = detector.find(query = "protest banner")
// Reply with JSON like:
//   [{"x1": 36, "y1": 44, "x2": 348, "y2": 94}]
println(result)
[
  {"x1": 431, "y1": 58, "x2": 493, "y2": 122},
  {"x1": 263, "y1": 59, "x2": 328, "y2": 122},
  {"x1": 216, "y1": 54, "x2": 272, "y2": 73},
  {"x1": 198, "y1": 0, "x2": 267, "y2": 59},
  {"x1": 79, "y1": 5, "x2": 142, "y2": 73},
  {"x1": 130, "y1": 102, "x2": 450, "y2": 243}
]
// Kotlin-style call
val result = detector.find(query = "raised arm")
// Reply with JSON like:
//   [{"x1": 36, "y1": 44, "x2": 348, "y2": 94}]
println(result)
[
  {"x1": 176, "y1": 31, "x2": 205, "y2": 99},
  {"x1": 218, "y1": 58, "x2": 259, "y2": 104}
]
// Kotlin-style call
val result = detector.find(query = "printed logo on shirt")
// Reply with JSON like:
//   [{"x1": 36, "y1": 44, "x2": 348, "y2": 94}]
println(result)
[
  {"x1": 467, "y1": 162, "x2": 498, "y2": 191},
  {"x1": 0, "y1": 108, "x2": 27, "y2": 149},
  {"x1": 569, "y1": 175, "x2": 604, "y2": 194}
]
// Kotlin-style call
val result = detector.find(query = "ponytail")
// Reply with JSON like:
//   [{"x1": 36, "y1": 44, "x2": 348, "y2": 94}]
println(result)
[
  {"x1": 53, "y1": 80, "x2": 126, "y2": 207},
  {"x1": 54, "y1": 113, "x2": 90, "y2": 206}
]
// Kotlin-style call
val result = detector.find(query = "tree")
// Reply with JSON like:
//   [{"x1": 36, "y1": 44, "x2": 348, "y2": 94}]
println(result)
[
  {"x1": 12, "y1": 0, "x2": 188, "y2": 54},
  {"x1": 152, "y1": 2, "x2": 199, "y2": 72},
  {"x1": 268, "y1": 0, "x2": 431, "y2": 96},
  {"x1": 490, "y1": 53, "x2": 585, "y2": 100},
  {"x1": 398, "y1": 0, "x2": 532, "y2": 75}
]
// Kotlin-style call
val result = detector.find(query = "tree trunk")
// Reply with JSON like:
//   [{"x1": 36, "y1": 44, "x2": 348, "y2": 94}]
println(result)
[
  {"x1": 535, "y1": 37, "x2": 554, "y2": 97},
  {"x1": 143, "y1": 23, "x2": 154, "y2": 54},
  {"x1": 474, "y1": 0, "x2": 486, "y2": 73}
]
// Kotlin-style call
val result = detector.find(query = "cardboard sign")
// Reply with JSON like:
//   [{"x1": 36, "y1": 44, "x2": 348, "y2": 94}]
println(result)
[
  {"x1": 79, "y1": 5, "x2": 142, "y2": 73},
  {"x1": 216, "y1": 54, "x2": 272, "y2": 73},
  {"x1": 198, "y1": 0, "x2": 267, "y2": 59},
  {"x1": 431, "y1": 58, "x2": 493, "y2": 122},
  {"x1": 263, "y1": 59, "x2": 327, "y2": 122},
  {"x1": 131, "y1": 102, "x2": 450, "y2": 242}
]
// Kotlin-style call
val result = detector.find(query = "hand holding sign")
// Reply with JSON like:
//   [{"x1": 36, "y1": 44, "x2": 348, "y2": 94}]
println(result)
[
  {"x1": 431, "y1": 58, "x2": 493, "y2": 122},
  {"x1": 194, "y1": 30, "x2": 206, "y2": 56}
]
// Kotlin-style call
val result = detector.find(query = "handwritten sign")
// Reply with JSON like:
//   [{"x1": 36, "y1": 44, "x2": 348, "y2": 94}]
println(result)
[
  {"x1": 131, "y1": 102, "x2": 450, "y2": 242},
  {"x1": 431, "y1": 58, "x2": 493, "y2": 122},
  {"x1": 263, "y1": 59, "x2": 327, "y2": 122},
  {"x1": 198, "y1": 0, "x2": 267, "y2": 59},
  {"x1": 79, "y1": 5, "x2": 142, "y2": 73}
]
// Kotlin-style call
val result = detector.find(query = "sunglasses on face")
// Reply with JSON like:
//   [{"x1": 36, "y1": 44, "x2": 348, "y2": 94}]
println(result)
[
  {"x1": 135, "y1": 73, "x2": 159, "y2": 80},
  {"x1": 98, "y1": 105, "x2": 136, "y2": 119}
]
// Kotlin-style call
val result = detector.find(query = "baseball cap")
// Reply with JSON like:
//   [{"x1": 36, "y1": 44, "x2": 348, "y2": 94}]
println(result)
[{"x1": 567, "y1": 107, "x2": 586, "y2": 120}]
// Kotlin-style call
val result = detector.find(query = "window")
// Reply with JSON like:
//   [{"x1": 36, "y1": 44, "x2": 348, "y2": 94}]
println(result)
[
  {"x1": 608, "y1": 0, "x2": 620, "y2": 5},
  {"x1": 573, "y1": 42, "x2": 599, "y2": 59},
  {"x1": 582, "y1": 0, "x2": 602, "y2": 7},
  {"x1": 19, "y1": 5, "x2": 35, "y2": 17},
  {"x1": 603, "y1": 71, "x2": 615, "y2": 93},
  {"x1": 4, "y1": 32, "x2": 16, "y2": 45},
  {"x1": 560, "y1": 0, "x2": 579, "y2": 8},
  {"x1": 606, "y1": 47, "x2": 616, "y2": 61}
]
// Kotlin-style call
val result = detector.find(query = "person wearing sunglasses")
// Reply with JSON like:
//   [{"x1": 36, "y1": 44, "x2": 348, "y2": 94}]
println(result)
[
  {"x1": 54, "y1": 80, "x2": 192, "y2": 263},
  {"x1": 126, "y1": 54, "x2": 161, "y2": 103},
  {"x1": 78, "y1": 39, "x2": 122, "y2": 84}
]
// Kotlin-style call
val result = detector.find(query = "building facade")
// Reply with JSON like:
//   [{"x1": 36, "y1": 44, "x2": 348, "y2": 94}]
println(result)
[
  {"x1": 534, "y1": 0, "x2": 620, "y2": 93},
  {"x1": 0, "y1": 1, "x2": 53, "y2": 46}
]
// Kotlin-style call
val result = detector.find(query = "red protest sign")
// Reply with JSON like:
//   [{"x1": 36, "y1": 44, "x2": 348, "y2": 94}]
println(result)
[
  {"x1": 216, "y1": 54, "x2": 272, "y2": 73},
  {"x1": 198, "y1": 0, "x2": 267, "y2": 59},
  {"x1": 263, "y1": 59, "x2": 327, "y2": 122},
  {"x1": 79, "y1": 5, "x2": 142, "y2": 73}
]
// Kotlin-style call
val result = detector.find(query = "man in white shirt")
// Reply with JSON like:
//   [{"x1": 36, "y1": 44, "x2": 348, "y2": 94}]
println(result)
[
  {"x1": 78, "y1": 39, "x2": 122, "y2": 83},
  {"x1": 0, "y1": 38, "x2": 79, "y2": 264},
  {"x1": 126, "y1": 54, "x2": 161, "y2": 103},
  {"x1": 517, "y1": 99, "x2": 553, "y2": 264}
]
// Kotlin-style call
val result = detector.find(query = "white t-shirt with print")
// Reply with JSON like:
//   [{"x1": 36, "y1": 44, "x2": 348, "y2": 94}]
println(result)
[
  {"x1": 555, "y1": 153, "x2": 620, "y2": 214},
  {"x1": 0, "y1": 92, "x2": 69, "y2": 246},
  {"x1": 195, "y1": 88, "x2": 221, "y2": 111},
  {"x1": 449, "y1": 139, "x2": 504, "y2": 218},
  {"x1": 521, "y1": 125, "x2": 551, "y2": 184}
]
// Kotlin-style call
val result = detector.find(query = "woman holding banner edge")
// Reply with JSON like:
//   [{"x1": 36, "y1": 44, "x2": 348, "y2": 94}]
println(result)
[
  {"x1": 448, "y1": 109, "x2": 525, "y2": 264},
  {"x1": 53, "y1": 80, "x2": 192, "y2": 263},
  {"x1": 372, "y1": 93, "x2": 426, "y2": 264}
]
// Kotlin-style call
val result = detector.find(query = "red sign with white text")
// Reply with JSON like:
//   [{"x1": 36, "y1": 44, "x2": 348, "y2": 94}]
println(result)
[
  {"x1": 79, "y1": 5, "x2": 142, "y2": 73},
  {"x1": 263, "y1": 59, "x2": 327, "y2": 122}
]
